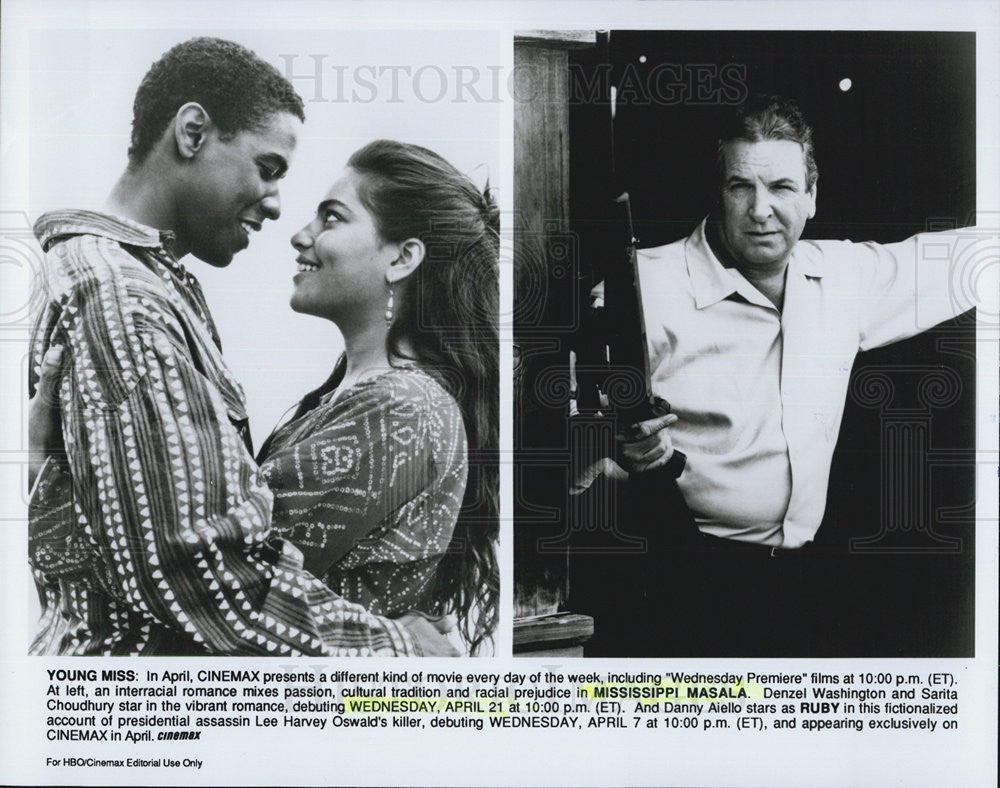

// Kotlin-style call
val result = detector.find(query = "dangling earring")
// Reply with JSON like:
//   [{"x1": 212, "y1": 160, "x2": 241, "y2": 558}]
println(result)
[{"x1": 385, "y1": 285, "x2": 394, "y2": 327}]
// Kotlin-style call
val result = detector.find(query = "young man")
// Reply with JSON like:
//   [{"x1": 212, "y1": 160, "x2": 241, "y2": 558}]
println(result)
[{"x1": 28, "y1": 37, "x2": 454, "y2": 656}]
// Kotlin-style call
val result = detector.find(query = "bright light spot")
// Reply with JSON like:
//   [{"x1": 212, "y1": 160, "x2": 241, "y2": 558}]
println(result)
[
  {"x1": 639, "y1": 55, "x2": 647, "y2": 64},
  {"x1": 839, "y1": 78, "x2": 852, "y2": 92}
]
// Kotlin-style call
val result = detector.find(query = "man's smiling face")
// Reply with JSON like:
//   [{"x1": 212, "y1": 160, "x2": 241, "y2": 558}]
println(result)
[
  {"x1": 178, "y1": 110, "x2": 299, "y2": 266},
  {"x1": 718, "y1": 138, "x2": 817, "y2": 269}
]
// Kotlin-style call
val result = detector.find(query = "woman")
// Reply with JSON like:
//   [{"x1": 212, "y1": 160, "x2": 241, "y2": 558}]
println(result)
[
  {"x1": 258, "y1": 140, "x2": 499, "y2": 654},
  {"x1": 30, "y1": 140, "x2": 499, "y2": 655}
]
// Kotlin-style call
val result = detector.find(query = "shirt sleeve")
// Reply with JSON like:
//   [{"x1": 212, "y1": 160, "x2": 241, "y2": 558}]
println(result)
[
  {"x1": 33, "y1": 271, "x2": 420, "y2": 656},
  {"x1": 854, "y1": 229, "x2": 980, "y2": 351}
]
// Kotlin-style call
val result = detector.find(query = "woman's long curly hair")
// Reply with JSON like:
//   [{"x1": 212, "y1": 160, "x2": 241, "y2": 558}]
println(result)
[{"x1": 347, "y1": 139, "x2": 499, "y2": 654}]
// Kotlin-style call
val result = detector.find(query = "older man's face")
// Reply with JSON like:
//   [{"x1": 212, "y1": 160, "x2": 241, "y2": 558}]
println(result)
[{"x1": 718, "y1": 139, "x2": 816, "y2": 269}]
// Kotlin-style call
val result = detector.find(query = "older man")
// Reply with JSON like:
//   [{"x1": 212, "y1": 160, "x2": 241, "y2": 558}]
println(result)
[
  {"x1": 602, "y1": 94, "x2": 977, "y2": 655},
  {"x1": 28, "y1": 37, "x2": 453, "y2": 656}
]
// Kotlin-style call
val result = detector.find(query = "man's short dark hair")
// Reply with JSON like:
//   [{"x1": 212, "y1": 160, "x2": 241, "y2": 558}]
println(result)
[
  {"x1": 717, "y1": 94, "x2": 818, "y2": 189},
  {"x1": 128, "y1": 37, "x2": 305, "y2": 164}
]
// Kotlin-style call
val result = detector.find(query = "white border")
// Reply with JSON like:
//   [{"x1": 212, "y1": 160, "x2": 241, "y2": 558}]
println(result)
[{"x1": 1, "y1": 2, "x2": 996, "y2": 786}]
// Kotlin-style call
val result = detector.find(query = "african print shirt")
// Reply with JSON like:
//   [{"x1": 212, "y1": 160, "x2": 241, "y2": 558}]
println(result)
[
  {"x1": 259, "y1": 366, "x2": 468, "y2": 617},
  {"x1": 27, "y1": 210, "x2": 418, "y2": 656}
]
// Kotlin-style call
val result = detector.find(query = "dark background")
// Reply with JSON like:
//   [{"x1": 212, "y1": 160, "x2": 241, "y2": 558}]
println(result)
[
  {"x1": 515, "y1": 30, "x2": 976, "y2": 657},
  {"x1": 611, "y1": 31, "x2": 975, "y2": 248}
]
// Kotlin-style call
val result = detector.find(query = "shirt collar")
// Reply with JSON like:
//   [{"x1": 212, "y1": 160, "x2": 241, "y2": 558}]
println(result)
[
  {"x1": 685, "y1": 219, "x2": 741, "y2": 309},
  {"x1": 34, "y1": 209, "x2": 178, "y2": 257},
  {"x1": 791, "y1": 239, "x2": 824, "y2": 279},
  {"x1": 685, "y1": 217, "x2": 823, "y2": 309}
]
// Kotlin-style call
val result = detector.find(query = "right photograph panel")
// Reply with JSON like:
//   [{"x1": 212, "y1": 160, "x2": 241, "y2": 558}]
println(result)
[{"x1": 513, "y1": 30, "x2": 977, "y2": 658}]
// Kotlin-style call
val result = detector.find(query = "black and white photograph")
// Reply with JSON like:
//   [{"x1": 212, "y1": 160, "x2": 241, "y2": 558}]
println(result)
[
  {"x1": 514, "y1": 30, "x2": 983, "y2": 658},
  {"x1": 17, "y1": 29, "x2": 501, "y2": 658},
  {"x1": 1, "y1": 2, "x2": 997, "y2": 787}
]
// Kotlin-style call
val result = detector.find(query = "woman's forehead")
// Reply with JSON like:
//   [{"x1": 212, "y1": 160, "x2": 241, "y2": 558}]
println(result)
[{"x1": 322, "y1": 168, "x2": 364, "y2": 204}]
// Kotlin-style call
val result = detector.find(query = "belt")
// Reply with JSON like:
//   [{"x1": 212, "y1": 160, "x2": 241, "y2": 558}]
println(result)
[{"x1": 698, "y1": 532, "x2": 811, "y2": 559}]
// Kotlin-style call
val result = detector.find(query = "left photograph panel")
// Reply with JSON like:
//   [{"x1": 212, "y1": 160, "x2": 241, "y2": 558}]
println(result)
[{"x1": 23, "y1": 29, "x2": 500, "y2": 657}]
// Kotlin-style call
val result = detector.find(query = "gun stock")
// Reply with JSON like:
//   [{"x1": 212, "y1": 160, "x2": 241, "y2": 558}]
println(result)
[{"x1": 602, "y1": 192, "x2": 661, "y2": 425}]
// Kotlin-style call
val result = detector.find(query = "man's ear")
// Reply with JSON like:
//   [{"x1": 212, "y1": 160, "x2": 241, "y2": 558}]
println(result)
[
  {"x1": 385, "y1": 238, "x2": 426, "y2": 284},
  {"x1": 173, "y1": 102, "x2": 212, "y2": 160},
  {"x1": 806, "y1": 179, "x2": 818, "y2": 219}
]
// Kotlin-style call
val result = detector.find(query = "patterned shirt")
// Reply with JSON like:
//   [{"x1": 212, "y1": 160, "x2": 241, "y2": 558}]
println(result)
[
  {"x1": 28, "y1": 210, "x2": 418, "y2": 656},
  {"x1": 260, "y1": 366, "x2": 468, "y2": 618},
  {"x1": 638, "y1": 219, "x2": 977, "y2": 548}
]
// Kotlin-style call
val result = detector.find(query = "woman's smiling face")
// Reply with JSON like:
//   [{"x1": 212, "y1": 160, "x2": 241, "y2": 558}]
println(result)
[{"x1": 289, "y1": 168, "x2": 397, "y2": 324}]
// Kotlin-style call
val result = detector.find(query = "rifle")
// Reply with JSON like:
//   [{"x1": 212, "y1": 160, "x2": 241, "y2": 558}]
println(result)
[
  {"x1": 572, "y1": 34, "x2": 696, "y2": 542},
  {"x1": 602, "y1": 192, "x2": 681, "y2": 448},
  {"x1": 603, "y1": 193, "x2": 687, "y2": 450},
  {"x1": 562, "y1": 34, "x2": 698, "y2": 657}
]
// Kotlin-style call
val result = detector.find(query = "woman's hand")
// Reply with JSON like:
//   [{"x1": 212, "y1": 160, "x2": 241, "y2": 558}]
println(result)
[
  {"x1": 28, "y1": 345, "x2": 65, "y2": 490},
  {"x1": 399, "y1": 611, "x2": 460, "y2": 657}
]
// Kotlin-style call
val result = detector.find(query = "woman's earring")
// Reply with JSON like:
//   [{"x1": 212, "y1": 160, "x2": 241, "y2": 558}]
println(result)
[{"x1": 385, "y1": 286, "x2": 394, "y2": 327}]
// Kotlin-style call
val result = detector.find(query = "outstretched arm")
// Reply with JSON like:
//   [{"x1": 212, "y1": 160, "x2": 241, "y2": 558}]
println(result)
[{"x1": 855, "y1": 229, "x2": 982, "y2": 350}]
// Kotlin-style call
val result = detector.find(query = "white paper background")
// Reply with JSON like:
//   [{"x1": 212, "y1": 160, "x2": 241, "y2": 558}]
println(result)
[{"x1": 1, "y1": 1, "x2": 996, "y2": 786}]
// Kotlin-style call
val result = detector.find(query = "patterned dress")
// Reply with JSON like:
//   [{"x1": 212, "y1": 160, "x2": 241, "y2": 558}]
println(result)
[{"x1": 259, "y1": 366, "x2": 468, "y2": 617}]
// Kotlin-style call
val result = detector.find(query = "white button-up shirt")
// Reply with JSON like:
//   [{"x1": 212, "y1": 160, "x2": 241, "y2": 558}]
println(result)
[{"x1": 638, "y1": 219, "x2": 976, "y2": 548}]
